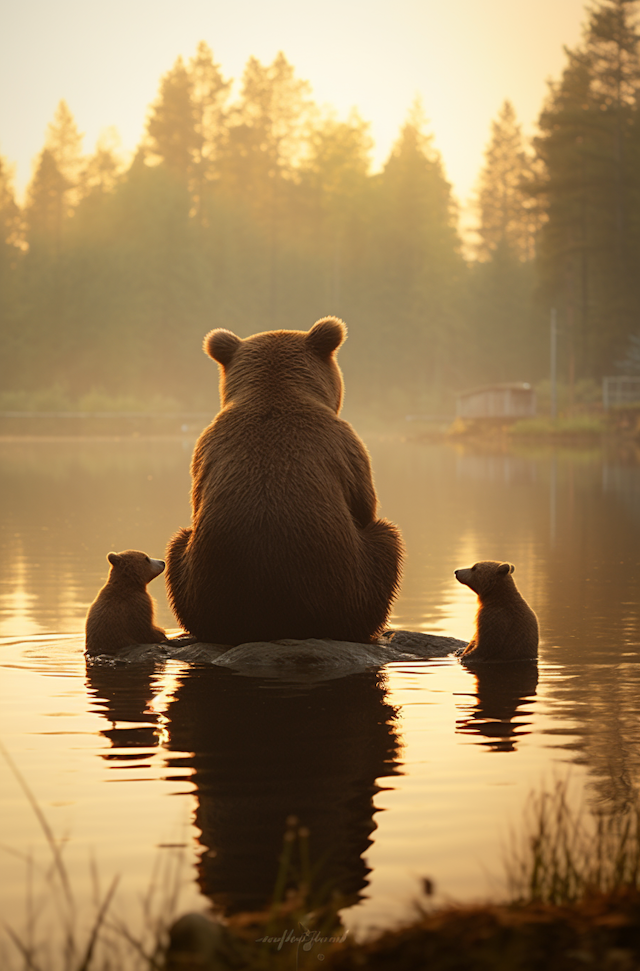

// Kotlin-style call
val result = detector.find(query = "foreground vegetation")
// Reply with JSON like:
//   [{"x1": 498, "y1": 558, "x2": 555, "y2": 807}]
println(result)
[
  {"x1": 320, "y1": 784, "x2": 640, "y2": 970},
  {"x1": 4, "y1": 747, "x2": 640, "y2": 971}
]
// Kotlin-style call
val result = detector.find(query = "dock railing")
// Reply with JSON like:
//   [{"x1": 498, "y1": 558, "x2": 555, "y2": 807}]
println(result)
[{"x1": 602, "y1": 377, "x2": 640, "y2": 410}]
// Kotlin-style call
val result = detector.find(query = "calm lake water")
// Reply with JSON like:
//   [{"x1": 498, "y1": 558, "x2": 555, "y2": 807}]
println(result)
[{"x1": 1, "y1": 429, "x2": 640, "y2": 951}]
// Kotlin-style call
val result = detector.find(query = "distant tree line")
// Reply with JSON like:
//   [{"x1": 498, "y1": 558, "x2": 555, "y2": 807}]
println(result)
[{"x1": 1, "y1": 0, "x2": 639, "y2": 416}]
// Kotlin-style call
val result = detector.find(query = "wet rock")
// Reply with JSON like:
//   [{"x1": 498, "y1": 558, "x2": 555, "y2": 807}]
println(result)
[
  {"x1": 210, "y1": 637, "x2": 411, "y2": 681},
  {"x1": 85, "y1": 630, "x2": 467, "y2": 678},
  {"x1": 379, "y1": 629, "x2": 467, "y2": 656}
]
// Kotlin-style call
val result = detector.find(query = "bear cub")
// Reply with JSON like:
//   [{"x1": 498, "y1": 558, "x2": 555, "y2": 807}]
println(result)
[
  {"x1": 85, "y1": 550, "x2": 167, "y2": 657},
  {"x1": 454, "y1": 560, "x2": 538, "y2": 662},
  {"x1": 165, "y1": 316, "x2": 404, "y2": 645}
]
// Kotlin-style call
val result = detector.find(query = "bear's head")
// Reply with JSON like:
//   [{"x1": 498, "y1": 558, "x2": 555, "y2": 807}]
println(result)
[
  {"x1": 202, "y1": 317, "x2": 347, "y2": 412},
  {"x1": 107, "y1": 550, "x2": 165, "y2": 587},
  {"x1": 454, "y1": 560, "x2": 515, "y2": 597}
]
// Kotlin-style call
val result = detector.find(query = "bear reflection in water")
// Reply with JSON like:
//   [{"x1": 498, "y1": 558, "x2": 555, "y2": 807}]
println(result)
[
  {"x1": 164, "y1": 665, "x2": 400, "y2": 914},
  {"x1": 85, "y1": 660, "x2": 163, "y2": 757},
  {"x1": 456, "y1": 662, "x2": 539, "y2": 753},
  {"x1": 84, "y1": 634, "x2": 538, "y2": 912}
]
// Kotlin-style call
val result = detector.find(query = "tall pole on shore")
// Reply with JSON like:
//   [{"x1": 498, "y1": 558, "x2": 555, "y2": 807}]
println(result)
[{"x1": 550, "y1": 307, "x2": 558, "y2": 420}]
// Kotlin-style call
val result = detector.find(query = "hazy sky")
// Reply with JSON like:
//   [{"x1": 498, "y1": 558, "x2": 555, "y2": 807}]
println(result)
[{"x1": 1, "y1": 0, "x2": 587, "y2": 207}]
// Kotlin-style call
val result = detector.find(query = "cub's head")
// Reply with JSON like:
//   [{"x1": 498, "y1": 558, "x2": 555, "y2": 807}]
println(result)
[
  {"x1": 107, "y1": 550, "x2": 165, "y2": 586},
  {"x1": 454, "y1": 560, "x2": 515, "y2": 597},
  {"x1": 202, "y1": 317, "x2": 347, "y2": 411}
]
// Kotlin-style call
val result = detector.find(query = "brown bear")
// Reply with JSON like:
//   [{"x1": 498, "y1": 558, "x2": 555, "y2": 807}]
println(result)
[
  {"x1": 85, "y1": 550, "x2": 167, "y2": 657},
  {"x1": 165, "y1": 317, "x2": 404, "y2": 645},
  {"x1": 454, "y1": 560, "x2": 538, "y2": 662}
]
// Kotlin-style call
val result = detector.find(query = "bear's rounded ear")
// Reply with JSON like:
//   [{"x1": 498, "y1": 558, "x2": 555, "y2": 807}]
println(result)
[
  {"x1": 107, "y1": 552, "x2": 120, "y2": 566},
  {"x1": 497, "y1": 562, "x2": 513, "y2": 576},
  {"x1": 204, "y1": 329, "x2": 241, "y2": 366},
  {"x1": 306, "y1": 317, "x2": 346, "y2": 358}
]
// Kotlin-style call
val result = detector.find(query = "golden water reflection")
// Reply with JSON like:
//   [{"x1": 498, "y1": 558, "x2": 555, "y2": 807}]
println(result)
[{"x1": 1, "y1": 435, "x2": 640, "y2": 934}]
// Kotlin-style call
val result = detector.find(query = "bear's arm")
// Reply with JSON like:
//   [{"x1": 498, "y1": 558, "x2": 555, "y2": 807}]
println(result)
[
  {"x1": 337, "y1": 424, "x2": 378, "y2": 527},
  {"x1": 190, "y1": 429, "x2": 217, "y2": 516},
  {"x1": 476, "y1": 607, "x2": 511, "y2": 649},
  {"x1": 127, "y1": 594, "x2": 166, "y2": 644}
]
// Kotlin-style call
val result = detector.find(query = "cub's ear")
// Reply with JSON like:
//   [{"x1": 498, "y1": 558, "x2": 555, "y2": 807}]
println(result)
[
  {"x1": 204, "y1": 329, "x2": 242, "y2": 366},
  {"x1": 107, "y1": 552, "x2": 121, "y2": 566},
  {"x1": 306, "y1": 316, "x2": 346, "y2": 358},
  {"x1": 497, "y1": 562, "x2": 514, "y2": 576}
]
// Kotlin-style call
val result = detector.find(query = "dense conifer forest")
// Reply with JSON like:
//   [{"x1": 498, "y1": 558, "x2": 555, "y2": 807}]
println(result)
[{"x1": 1, "y1": 0, "x2": 640, "y2": 417}]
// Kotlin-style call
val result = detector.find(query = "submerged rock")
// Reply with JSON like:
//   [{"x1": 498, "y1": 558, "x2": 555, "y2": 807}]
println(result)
[
  {"x1": 379, "y1": 629, "x2": 467, "y2": 656},
  {"x1": 210, "y1": 637, "x2": 411, "y2": 681},
  {"x1": 85, "y1": 630, "x2": 467, "y2": 679}
]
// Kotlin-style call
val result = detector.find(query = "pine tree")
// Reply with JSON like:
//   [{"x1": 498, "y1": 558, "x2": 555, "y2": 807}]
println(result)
[
  {"x1": 216, "y1": 53, "x2": 313, "y2": 326},
  {"x1": 82, "y1": 128, "x2": 122, "y2": 196},
  {"x1": 25, "y1": 148, "x2": 70, "y2": 250},
  {"x1": 233, "y1": 52, "x2": 312, "y2": 171},
  {"x1": 105, "y1": 150, "x2": 208, "y2": 392},
  {"x1": 300, "y1": 111, "x2": 372, "y2": 309},
  {"x1": 219, "y1": 52, "x2": 312, "y2": 205},
  {"x1": 533, "y1": 0, "x2": 640, "y2": 378},
  {"x1": 18, "y1": 147, "x2": 72, "y2": 391},
  {"x1": 21, "y1": 107, "x2": 108, "y2": 393},
  {"x1": 466, "y1": 101, "x2": 541, "y2": 385},
  {"x1": 0, "y1": 155, "x2": 21, "y2": 254},
  {"x1": 475, "y1": 100, "x2": 541, "y2": 261},
  {"x1": 45, "y1": 100, "x2": 85, "y2": 204},
  {"x1": 367, "y1": 101, "x2": 464, "y2": 406},
  {"x1": 0, "y1": 155, "x2": 23, "y2": 389},
  {"x1": 146, "y1": 57, "x2": 202, "y2": 183},
  {"x1": 24, "y1": 101, "x2": 84, "y2": 249},
  {"x1": 188, "y1": 41, "x2": 231, "y2": 200}
]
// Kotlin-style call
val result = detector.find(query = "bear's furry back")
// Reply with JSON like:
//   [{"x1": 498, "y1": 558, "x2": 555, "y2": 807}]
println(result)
[{"x1": 165, "y1": 323, "x2": 403, "y2": 645}]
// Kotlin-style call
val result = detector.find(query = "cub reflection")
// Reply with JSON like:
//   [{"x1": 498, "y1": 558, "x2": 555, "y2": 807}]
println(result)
[
  {"x1": 85, "y1": 661, "x2": 161, "y2": 757},
  {"x1": 164, "y1": 667, "x2": 400, "y2": 914},
  {"x1": 456, "y1": 662, "x2": 538, "y2": 753}
]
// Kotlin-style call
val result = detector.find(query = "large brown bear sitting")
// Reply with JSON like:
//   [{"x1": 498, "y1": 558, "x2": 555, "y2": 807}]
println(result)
[{"x1": 166, "y1": 317, "x2": 403, "y2": 645}]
